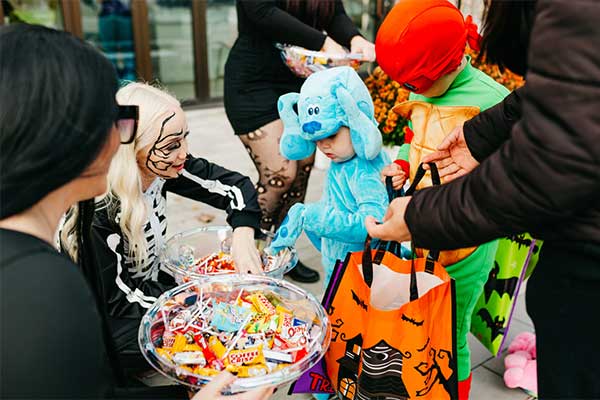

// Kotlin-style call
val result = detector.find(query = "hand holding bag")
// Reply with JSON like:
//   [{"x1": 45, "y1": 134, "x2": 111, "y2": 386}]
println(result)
[{"x1": 322, "y1": 168, "x2": 458, "y2": 400}]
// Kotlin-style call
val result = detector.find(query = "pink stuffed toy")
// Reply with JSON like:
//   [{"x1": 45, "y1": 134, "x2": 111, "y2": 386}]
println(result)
[{"x1": 504, "y1": 332, "x2": 537, "y2": 397}]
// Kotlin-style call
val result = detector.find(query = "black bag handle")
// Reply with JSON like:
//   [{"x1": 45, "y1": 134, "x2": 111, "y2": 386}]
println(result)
[
  {"x1": 363, "y1": 176, "x2": 416, "y2": 298},
  {"x1": 385, "y1": 175, "x2": 404, "y2": 201},
  {"x1": 363, "y1": 177, "x2": 400, "y2": 287},
  {"x1": 404, "y1": 162, "x2": 441, "y2": 266},
  {"x1": 404, "y1": 162, "x2": 441, "y2": 196},
  {"x1": 363, "y1": 235, "x2": 375, "y2": 287},
  {"x1": 371, "y1": 177, "x2": 405, "y2": 259},
  {"x1": 363, "y1": 163, "x2": 442, "y2": 299},
  {"x1": 362, "y1": 234, "x2": 420, "y2": 301}
]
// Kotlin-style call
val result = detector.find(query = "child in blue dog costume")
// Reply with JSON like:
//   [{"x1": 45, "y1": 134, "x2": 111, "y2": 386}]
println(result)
[{"x1": 270, "y1": 66, "x2": 389, "y2": 287}]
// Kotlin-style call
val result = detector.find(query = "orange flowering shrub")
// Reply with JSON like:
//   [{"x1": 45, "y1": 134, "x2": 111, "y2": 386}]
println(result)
[
  {"x1": 364, "y1": 67, "x2": 410, "y2": 147},
  {"x1": 466, "y1": 48, "x2": 525, "y2": 92},
  {"x1": 365, "y1": 49, "x2": 525, "y2": 146}
]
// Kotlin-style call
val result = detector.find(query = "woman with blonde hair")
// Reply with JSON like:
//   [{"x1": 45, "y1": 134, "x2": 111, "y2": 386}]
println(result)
[
  {"x1": 61, "y1": 82, "x2": 262, "y2": 377},
  {"x1": 2, "y1": 24, "x2": 272, "y2": 400}
]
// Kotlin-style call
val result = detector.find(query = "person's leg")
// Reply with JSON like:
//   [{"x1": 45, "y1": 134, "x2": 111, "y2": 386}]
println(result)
[
  {"x1": 277, "y1": 155, "x2": 315, "y2": 227},
  {"x1": 444, "y1": 240, "x2": 498, "y2": 397},
  {"x1": 526, "y1": 242, "x2": 600, "y2": 399},
  {"x1": 239, "y1": 119, "x2": 297, "y2": 232},
  {"x1": 238, "y1": 120, "x2": 319, "y2": 283},
  {"x1": 275, "y1": 153, "x2": 319, "y2": 282}
]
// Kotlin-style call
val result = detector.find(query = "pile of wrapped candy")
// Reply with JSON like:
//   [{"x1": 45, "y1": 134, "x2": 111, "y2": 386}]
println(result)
[
  {"x1": 149, "y1": 285, "x2": 322, "y2": 386},
  {"x1": 178, "y1": 250, "x2": 279, "y2": 276},
  {"x1": 277, "y1": 43, "x2": 363, "y2": 78}
]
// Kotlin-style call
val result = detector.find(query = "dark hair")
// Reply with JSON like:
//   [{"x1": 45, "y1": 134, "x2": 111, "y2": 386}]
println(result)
[
  {"x1": 0, "y1": 24, "x2": 118, "y2": 218},
  {"x1": 0, "y1": 24, "x2": 124, "y2": 382},
  {"x1": 478, "y1": 0, "x2": 537, "y2": 76},
  {"x1": 285, "y1": 0, "x2": 336, "y2": 30}
]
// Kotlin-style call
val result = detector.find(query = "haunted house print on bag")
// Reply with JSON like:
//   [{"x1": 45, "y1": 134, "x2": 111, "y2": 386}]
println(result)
[
  {"x1": 356, "y1": 339, "x2": 410, "y2": 399},
  {"x1": 322, "y1": 243, "x2": 458, "y2": 400}
]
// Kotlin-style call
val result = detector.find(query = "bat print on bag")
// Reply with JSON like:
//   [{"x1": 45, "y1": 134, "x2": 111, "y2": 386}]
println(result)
[
  {"x1": 351, "y1": 290, "x2": 368, "y2": 311},
  {"x1": 476, "y1": 308, "x2": 506, "y2": 343},
  {"x1": 483, "y1": 261, "x2": 519, "y2": 303},
  {"x1": 401, "y1": 313, "x2": 424, "y2": 327},
  {"x1": 509, "y1": 234, "x2": 540, "y2": 254}
]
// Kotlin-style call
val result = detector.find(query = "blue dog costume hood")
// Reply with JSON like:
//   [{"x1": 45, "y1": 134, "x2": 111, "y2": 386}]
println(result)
[
  {"x1": 271, "y1": 67, "x2": 389, "y2": 287},
  {"x1": 278, "y1": 66, "x2": 382, "y2": 161}
]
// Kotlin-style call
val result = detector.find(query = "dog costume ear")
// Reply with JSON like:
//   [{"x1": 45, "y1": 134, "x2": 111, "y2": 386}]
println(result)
[
  {"x1": 334, "y1": 85, "x2": 382, "y2": 160},
  {"x1": 278, "y1": 92, "x2": 316, "y2": 160}
]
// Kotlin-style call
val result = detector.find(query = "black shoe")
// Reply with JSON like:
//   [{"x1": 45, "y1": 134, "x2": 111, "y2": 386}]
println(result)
[{"x1": 285, "y1": 260, "x2": 320, "y2": 283}]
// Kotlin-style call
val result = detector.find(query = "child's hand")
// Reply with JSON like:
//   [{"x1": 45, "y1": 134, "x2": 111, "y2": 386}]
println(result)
[
  {"x1": 268, "y1": 203, "x2": 305, "y2": 254},
  {"x1": 381, "y1": 163, "x2": 407, "y2": 190},
  {"x1": 231, "y1": 227, "x2": 263, "y2": 275}
]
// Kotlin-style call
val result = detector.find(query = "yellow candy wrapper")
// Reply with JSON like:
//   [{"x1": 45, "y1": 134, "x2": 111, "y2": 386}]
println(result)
[
  {"x1": 172, "y1": 333, "x2": 187, "y2": 353},
  {"x1": 193, "y1": 366, "x2": 220, "y2": 377},
  {"x1": 275, "y1": 304, "x2": 293, "y2": 315},
  {"x1": 156, "y1": 348, "x2": 172, "y2": 362},
  {"x1": 248, "y1": 293, "x2": 276, "y2": 315},
  {"x1": 227, "y1": 344, "x2": 266, "y2": 366},
  {"x1": 183, "y1": 343, "x2": 202, "y2": 352},
  {"x1": 277, "y1": 311, "x2": 293, "y2": 334},
  {"x1": 208, "y1": 336, "x2": 227, "y2": 360}
]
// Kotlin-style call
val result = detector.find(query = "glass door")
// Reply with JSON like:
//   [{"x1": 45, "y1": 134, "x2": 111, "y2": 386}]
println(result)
[
  {"x1": 81, "y1": 0, "x2": 136, "y2": 81},
  {"x1": 147, "y1": 0, "x2": 196, "y2": 100},
  {"x1": 1, "y1": 0, "x2": 64, "y2": 28},
  {"x1": 205, "y1": 0, "x2": 236, "y2": 99}
]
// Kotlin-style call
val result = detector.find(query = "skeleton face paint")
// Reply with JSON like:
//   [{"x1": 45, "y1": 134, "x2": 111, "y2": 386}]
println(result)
[{"x1": 141, "y1": 109, "x2": 190, "y2": 180}]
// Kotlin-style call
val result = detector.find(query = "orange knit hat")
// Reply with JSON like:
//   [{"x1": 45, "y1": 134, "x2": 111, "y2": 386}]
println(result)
[{"x1": 375, "y1": 0, "x2": 481, "y2": 94}]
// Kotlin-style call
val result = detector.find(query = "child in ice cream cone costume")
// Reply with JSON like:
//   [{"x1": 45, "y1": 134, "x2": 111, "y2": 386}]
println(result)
[
  {"x1": 393, "y1": 101, "x2": 481, "y2": 265},
  {"x1": 376, "y1": 0, "x2": 511, "y2": 398}
]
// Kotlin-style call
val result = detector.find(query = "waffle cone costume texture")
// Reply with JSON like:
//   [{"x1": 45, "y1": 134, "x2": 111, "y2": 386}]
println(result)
[{"x1": 393, "y1": 101, "x2": 480, "y2": 265}]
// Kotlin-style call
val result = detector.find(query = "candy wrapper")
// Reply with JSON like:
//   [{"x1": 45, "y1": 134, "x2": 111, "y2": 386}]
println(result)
[
  {"x1": 161, "y1": 226, "x2": 298, "y2": 281},
  {"x1": 211, "y1": 301, "x2": 253, "y2": 332},
  {"x1": 139, "y1": 275, "x2": 331, "y2": 393},
  {"x1": 276, "y1": 43, "x2": 366, "y2": 78}
]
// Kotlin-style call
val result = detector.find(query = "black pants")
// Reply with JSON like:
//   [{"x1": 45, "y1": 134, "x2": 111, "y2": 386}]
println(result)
[{"x1": 526, "y1": 241, "x2": 600, "y2": 399}]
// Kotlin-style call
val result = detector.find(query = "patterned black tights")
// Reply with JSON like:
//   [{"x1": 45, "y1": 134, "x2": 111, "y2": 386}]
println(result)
[{"x1": 239, "y1": 119, "x2": 315, "y2": 232}]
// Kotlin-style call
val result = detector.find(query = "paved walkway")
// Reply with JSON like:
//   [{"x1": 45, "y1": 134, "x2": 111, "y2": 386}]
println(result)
[{"x1": 163, "y1": 107, "x2": 536, "y2": 400}]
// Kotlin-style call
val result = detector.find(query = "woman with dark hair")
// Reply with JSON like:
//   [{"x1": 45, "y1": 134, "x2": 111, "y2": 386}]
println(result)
[
  {"x1": 0, "y1": 24, "x2": 272, "y2": 400},
  {"x1": 224, "y1": 0, "x2": 375, "y2": 283},
  {"x1": 366, "y1": 0, "x2": 600, "y2": 398}
]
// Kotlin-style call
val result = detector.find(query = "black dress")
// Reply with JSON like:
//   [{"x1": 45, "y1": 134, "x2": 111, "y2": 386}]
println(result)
[{"x1": 224, "y1": 0, "x2": 360, "y2": 135}]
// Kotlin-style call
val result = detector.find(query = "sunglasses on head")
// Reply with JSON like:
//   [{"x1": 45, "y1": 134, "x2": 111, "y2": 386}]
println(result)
[{"x1": 115, "y1": 105, "x2": 139, "y2": 144}]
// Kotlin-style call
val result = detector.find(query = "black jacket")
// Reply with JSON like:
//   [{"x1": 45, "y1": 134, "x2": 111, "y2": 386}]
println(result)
[
  {"x1": 405, "y1": 0, "x2": 600, "y2": 249},
  {"x1": 464, "y1": 88, "x2": 523, "y2": 163},
  {"x1": 82, "y1": 156, "x2": 261, "y2": 359},
  {"x1": 1, "y1": 229, "x2": 115, "y2": 398},
  {"x1": 1, "y1": 229, "x2": 187, "y2": 398}
]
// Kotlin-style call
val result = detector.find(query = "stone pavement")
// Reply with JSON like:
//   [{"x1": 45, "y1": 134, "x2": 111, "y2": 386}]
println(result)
[{"x1": 163, "y1": 107, "x2": 536, "y2": 400}]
